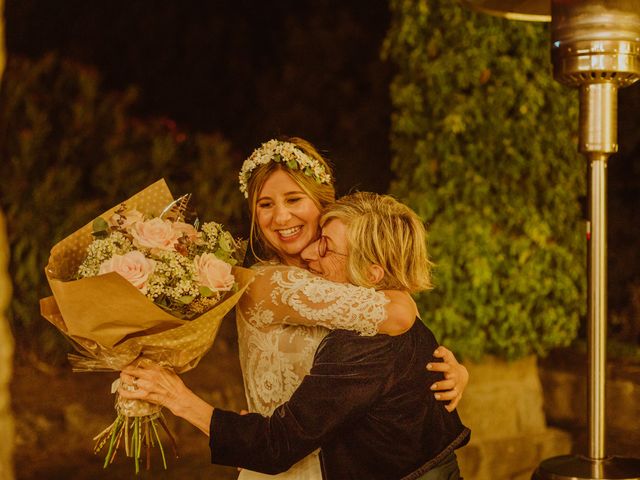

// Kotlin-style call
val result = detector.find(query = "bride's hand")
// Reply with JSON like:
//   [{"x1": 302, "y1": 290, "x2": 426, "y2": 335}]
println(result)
[
  {"x1": 118, "y1": 363, "x2": 189, "y2": 416},
  {"x1": 427, "y1": 346, "x2": 469, "y2": 412},
  {"x1": 119, "y1": 363, "x2": 214, "y2": 436}
]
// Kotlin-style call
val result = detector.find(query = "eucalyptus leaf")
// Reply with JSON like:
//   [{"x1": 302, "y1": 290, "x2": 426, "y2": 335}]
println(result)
[
  {"x1": 214, "y1": 248, "x2": 234, "y2": 263},
  {"x1": 93, "y1": 217, "x2": 109, "y2": 234},
  {"x1": 179, "y1": 295, "x2": 194, "y2": 304},
  {"x1": 199, "y1": 286, "x2": 214, "y2": 297},
  {"x1": 218, "y1": 233, "x2": 233, "y2": 252}
]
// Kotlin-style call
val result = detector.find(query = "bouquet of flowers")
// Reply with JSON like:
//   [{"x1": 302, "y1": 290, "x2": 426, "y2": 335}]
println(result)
[{"x1": 40, "y1": 179, "x2": 254, "y2": 472}]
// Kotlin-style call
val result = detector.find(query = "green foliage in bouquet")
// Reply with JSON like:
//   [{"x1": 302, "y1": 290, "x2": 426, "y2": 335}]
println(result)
[
  {"x1": 0, "y1": 54, "x2": 244, "y2": 358},
  {"x1": 383, "y1": 0, "x2": 586, "y2": 360}
]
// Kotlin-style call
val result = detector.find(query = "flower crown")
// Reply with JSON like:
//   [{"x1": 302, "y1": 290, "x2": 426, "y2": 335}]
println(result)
[{"x1": 238, "y1": 139, "x2": 332, "y2": 198}]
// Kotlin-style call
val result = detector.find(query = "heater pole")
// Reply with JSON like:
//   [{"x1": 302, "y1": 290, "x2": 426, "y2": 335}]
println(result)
[
  {"x1": 588, "y1": 152, "x2": 607, "y2": 461},
  {"x1": 580, "y1": 80, "x2": 618, "y2": 462}
]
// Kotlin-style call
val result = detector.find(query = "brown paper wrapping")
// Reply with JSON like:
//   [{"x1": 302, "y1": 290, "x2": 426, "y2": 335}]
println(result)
[
  {"x1": 41, "y1": 267, "x2": 253, "y2": 373},
  {"x1": 39, "y1": 179, "x2": 255, "y2": 374}
]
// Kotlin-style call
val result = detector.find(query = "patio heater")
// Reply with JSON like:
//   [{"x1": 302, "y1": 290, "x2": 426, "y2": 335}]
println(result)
[{"x1": 461, "y1": 1, "x2": 640, "y2": 479}]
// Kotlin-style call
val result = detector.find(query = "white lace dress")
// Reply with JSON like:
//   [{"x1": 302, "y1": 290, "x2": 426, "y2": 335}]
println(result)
[{"x1": 236, "y1": 264, "x2": 389, "y2": 480}]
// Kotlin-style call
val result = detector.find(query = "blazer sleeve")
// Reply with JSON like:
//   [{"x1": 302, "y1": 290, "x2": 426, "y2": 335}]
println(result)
[{"x1": 209, "y1": 331, "x2": 396, "y2": 474}]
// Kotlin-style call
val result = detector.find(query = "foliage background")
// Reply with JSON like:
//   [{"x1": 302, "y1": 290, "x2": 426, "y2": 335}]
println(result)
[
  {"x1": 384, "y1": 0, "x2": 586, "y2": 360},
  {"x1": 0, "y1": 54, "x2": 243, "y2": 357}
]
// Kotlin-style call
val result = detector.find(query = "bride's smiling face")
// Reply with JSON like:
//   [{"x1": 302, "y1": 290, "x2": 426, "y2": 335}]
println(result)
[{"x1": 256, "y1": 169, "x2": 322, "y2": 267}]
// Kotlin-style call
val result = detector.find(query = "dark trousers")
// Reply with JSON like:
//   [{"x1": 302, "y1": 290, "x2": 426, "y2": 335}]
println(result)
[{"x1": 417, "y1": 453, "x2": 461, "y2": 480}]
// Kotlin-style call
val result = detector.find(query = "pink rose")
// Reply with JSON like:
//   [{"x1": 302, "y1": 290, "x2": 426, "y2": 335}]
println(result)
[
  {"x1": 98, "y1": 251, "x2": 155, "y2": 293},
  {"x1": 130, "y1": 218, "x2": 182, "y2": 251},
  {"x1": 194, "y1": 253, "x2": 234, "y2": 292},
  {"x1": 172, "y1": 221, "x2": 200, "y2": 243},
  {"x1": 108, "y1": 208, "x2": 145, "y2": 230}
]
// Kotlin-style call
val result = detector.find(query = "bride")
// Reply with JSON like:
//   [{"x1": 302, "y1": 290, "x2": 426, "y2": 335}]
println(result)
[{"x1": 234, "y1": 137, "x2": 468, "y2": 479}]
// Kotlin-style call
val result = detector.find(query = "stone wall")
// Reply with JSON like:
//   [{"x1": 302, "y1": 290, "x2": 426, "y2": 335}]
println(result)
[
  {"x1": 0, "y1": 210, "x2": 15, "y2": 480},
  {"x1": 455, "y1": 355, "x2": 572, "y2": 480}
]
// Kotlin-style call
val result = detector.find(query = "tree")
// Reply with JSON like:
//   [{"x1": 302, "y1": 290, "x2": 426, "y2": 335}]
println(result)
[{"x1": 384, "y1": 0, "x2": 586, "y2": 360}]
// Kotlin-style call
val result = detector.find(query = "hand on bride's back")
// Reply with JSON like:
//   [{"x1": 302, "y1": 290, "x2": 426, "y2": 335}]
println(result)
[{"x1": 427, "y1": 346, "x2": 469, "y2": 412}]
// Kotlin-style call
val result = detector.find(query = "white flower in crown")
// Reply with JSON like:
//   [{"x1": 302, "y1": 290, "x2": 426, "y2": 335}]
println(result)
[{"x1": 238, "y1": 139, "x2": 332, "y2": 198}]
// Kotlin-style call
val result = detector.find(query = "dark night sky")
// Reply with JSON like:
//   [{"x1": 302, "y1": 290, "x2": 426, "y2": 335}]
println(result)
[{"x1": 4, "y1": 0, "x2": 393, "y2": 195}]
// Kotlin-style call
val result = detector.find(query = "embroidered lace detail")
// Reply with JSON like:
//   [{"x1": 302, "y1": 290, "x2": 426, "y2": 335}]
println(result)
[
  {"x1": 269, "y1": 269, "x2": 388, "y2": 336},
  {"x1": 237, "y1": 264, "x2": 389, "y2": 416},
  {"x1": 246, "y1": 300, "x2": 275, "y2": 328},
  {"x1": 238, "y1": 319, "x2": 324, "y2": 415}
]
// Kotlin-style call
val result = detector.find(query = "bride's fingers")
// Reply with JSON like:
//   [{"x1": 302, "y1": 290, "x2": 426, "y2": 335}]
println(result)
[
  {"x1": 433, "y1": 346, "x2": 455, "y2": 362},
  {"x1": 445, "y1": 394, "x2": 462, "y2": 412},
  {"x1": 120, "y1": 372, "x2": 136, "y2": 383},
  {"x1": 135, "y1": 361, "x2": 163, "y2": 372},
  {"x1": 426, "y1": 361, "x2": 451, "y2": 374},
  {"x1": 121, "y1": 367, "x2": 145, "y2": 380},
  {"x1": 118, "y1": 379, "x2": 162, "y2": 401},
  {"x1": 120, "y1": 370, "x2": 154, "y2": 390},
  {"x1": 430, "y1": 379, "x2": 455, "y2": 392},
  {"x1": 122, "y1": 367, "x2": 160, "y2": 384},
  {"x1": 118, "y1": 384, "x2": 146, "y2": 399},
  {"x1": 118, "y1": 373, "x2": 143, "y2": 394},
  {"x1": 433, "y1": 388, "x2": 458, "y2": 402}
]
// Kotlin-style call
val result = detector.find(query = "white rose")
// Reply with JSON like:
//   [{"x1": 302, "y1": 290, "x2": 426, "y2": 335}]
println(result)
[
  {"x1": 130, "y1": 218, "x2": 182, "y2": 251},
  {"x1": 194, "y1": 253, "x2": 234, "y2": 292},
  {"x1": 98, "y1": 251, "x2": 155, "y2": 293}
]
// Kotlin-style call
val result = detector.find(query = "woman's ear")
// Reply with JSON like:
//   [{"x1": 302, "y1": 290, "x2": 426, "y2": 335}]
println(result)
[{"x1": 367, "y1": 264, "x2": 385, "y2": 285}]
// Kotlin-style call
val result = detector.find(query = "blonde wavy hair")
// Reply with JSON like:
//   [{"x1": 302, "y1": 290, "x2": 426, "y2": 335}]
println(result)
[
  {"x1": 320, "y1": 192, "x2": 434, "y2": 293},
  {"x1": 245, "y1": 137, "x2": 336, "y2": 261}
]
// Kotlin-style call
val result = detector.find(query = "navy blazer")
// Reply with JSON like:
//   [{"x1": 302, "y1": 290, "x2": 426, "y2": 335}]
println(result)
[{"x1": 210, "y1": 319, "x2": 470, "y2": 480}]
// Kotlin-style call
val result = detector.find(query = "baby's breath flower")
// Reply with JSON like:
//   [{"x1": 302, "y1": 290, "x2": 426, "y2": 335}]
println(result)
[
  {"x1": 77, "y1": 232, "x2": 133, "y2": 278},
  {"x1": 201, "y1": 222, "x2": 221, "y2": 246}
]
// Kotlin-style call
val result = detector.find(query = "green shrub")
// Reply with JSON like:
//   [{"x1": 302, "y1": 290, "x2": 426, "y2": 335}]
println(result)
[
  {"x1": 0, "y1": 54, "x2": 244, "y2": 358},
  {"x1": 384, "y1": 0, "x2": 586, "y2": 360}
]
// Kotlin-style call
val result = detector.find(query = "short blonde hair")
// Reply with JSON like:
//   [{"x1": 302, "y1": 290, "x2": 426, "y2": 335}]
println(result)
[
  {"x1": 320, "y1": 192, "x2": 433, "y2": 293},
  {"x1": 245, "y1": 137, "x2": 336, "y2": 260}
]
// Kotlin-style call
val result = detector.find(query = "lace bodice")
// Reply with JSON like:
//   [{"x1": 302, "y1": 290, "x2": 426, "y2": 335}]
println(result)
[{"x1": 237, "y1": 264, "x2": 389, "y2": 416}]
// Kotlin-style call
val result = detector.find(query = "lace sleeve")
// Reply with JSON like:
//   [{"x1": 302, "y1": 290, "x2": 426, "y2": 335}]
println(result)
[{"x1": 239, "y1": 265, "x2": 388, "y2": 336}]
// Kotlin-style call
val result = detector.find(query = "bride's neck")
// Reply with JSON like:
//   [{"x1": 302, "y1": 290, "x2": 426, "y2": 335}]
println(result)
[{"x1": 279, "y1": 254, "x2": 305, "y2": 269}]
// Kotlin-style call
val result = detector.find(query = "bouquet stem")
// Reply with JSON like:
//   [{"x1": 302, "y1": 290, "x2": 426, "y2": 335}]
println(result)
[
  {"x1": 151, "y1": 416, "x2": 168, "y2": 469},
  {"x1": 158, "y1": 414, "x2": 179, "y2": 459},
  {"x1": 94, "y1": 412, "x2": 177, "y2": 473}
]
